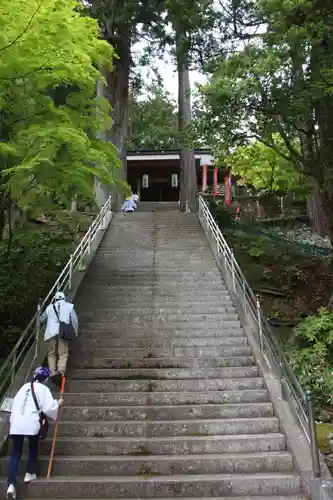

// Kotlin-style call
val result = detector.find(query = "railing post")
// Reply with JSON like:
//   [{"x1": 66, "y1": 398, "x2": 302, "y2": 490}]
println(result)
[
  {"x1": 68, "y1": 254, "x2": 73, "y2": 290},
  {"x1": 230, "y1": 248, "x2": 235, "y2": 291},
  {"x1": 100, "y1": 207, "x2": 106, "y2": 230},
  {"x1": 256, "y1": 294, "x2": 263, "y2": 351},
  {"x1": 306, "y1": 390, "x2": 321, "y2": 478},
  {"x1": 242, "y1": 278, "x2": 247, "y2": 313},
  {"x1": 34, "y1": 298, "x2": 42, "y2": 359},
  {"x1": 88, "y1": 231, "x2": 91, "y2": 255},
  {"x1": 79, "y1": 244, "x2": 84, "y2": 271},
  {"x1": 11, "y1": 353, "x2": 16, "y2": 384}
]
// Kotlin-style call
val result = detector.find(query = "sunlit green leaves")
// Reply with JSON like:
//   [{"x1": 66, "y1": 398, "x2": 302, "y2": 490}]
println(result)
[
  {"x1": 220, "y1": 139, "x2": 304, "y2": 194},
  {"x1": 286, "y1": 308, "x2": 333, "y2": 409},
  {"x1": 0, "y1": 0, "x2": 121, "y2": 214}
]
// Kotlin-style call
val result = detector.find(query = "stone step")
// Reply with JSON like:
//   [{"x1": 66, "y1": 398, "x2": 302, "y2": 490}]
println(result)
[
  {"x1": 60, "y1": 402, "x2": 274, "y2": 421},
  {"x1": 23, "y1": 497, "x2": 306, "y2": 500},
  {"x1": 83, "y1": 280, "x2": 227, "y2": 288},
  {"x1": 38, "y1": 433, "x2": 286, "y2": 456},
  {"x1": 79, "y1": 329, "x2": 245, "y2": 339},
  {"x1": 73, "y1": 347, "x2": 250, "y2": 358},
  {"x1": 52, "y1": 417, "x2": 279, "y2": 438},
  {"x1": 67, "y1": 367, "x2": 259, "y2": 381},
  {"x1": 63, "y1": 389, "x2": 269, "y2": 406},
  {"x1": 155, "y1": 313, "x2": 239, "y2": 322},
  {"x1": 78, "y1": 284, "x2": 230, "y2": 292},
  {"x1": 88, "y1": 276, "x2": 221, "y2": 282},
  {"x1": 72, "y1": 356, "x2": 255, "y2": 369},
  {"x1": 4, "y1": 473, "x2": 301, "y2": 498},
  {"x1": 77, "y1": 300, "x2": 235, "y2": 309},
  {"x1": 75, "y1": 337, "x2": 248, "y2": 350},
  {"x1": 76, "y1": 334, "x2": 248, "y2": 349},
  {"x1": 79, "y1": 305, "x2": 236, "y2": 315},
  {"x1": 79, "y1": 288, "x2": 230, "y2": 297},
  {"x1": 80, "y1": 310, "x2": 238, "y2": 321},
  {"x1": 84, "y1": 271, "x2": 221, "y2": 278},
  {"x1": 65, "y1": 378, "x2": 263, "y2": 393},
  {"x1": 79, "y1": 321, "x2": 242, "y2": 332},
  {"x1": 12, "y1": 452, "x2": 293, "y2": 477}
]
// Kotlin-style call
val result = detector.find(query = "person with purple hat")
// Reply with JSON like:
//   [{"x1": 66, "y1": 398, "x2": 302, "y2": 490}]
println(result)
[{"x1": 6, "y1": 366, "x2": 63, "y2": 499}]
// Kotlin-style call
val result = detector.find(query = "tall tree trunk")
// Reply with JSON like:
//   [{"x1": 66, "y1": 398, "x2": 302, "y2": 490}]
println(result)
[
  {"x1": 176, "y1": 33, "x2": 197, "y2": 213},
  {"x1": 106, "y1": 33, "x2": 131, "y2": 212},
  {"x1": 288, "y1": 41, "x2": 327, "y2": 236},
  {"x1": 94, "y1": 80, "x2": 110, "y2": 208},
  {"x1": 309, "y1": 3, "x2": 333, "y2": 245},
  {"x1": 306, "y1": 183, "x2": 329, "y2": 237},
  {"x1": 0, "y1": 190, "x2": 6, "y2": 241}
]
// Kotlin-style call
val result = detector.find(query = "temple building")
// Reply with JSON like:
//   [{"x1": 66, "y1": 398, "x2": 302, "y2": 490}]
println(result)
[{"x1": 126, "y1": 149, "x2": 214, "y2": 202}]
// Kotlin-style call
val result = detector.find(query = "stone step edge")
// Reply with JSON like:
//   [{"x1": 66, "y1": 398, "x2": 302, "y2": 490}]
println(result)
[
  {"x1": 0, "y1": 472, "x2": 300, "y2": 482},
  {"x1": 61, "y1": 389, "x2": 268, "y2": 396},
  {"x1": 16, "y1": 451, "x2": 291, "y2": 462},
  {"x1": 50, "y1": 417, "x2": 279, "y2": 425},
  {"x1": 61, "y1": 402, "x2": 272, "y2": 410},
  {"x1": 41, "y1": 432, "x2": 286, "y2": 443},
  {"x1": 66, "y1": 377, "x2": 263, "y2": 383},
  {"x1": 73, "y1": 356, "x2": 253, "y2": 361},
  {"x1": 26, "y1": 497, "x2": 306, "y2": 500}
]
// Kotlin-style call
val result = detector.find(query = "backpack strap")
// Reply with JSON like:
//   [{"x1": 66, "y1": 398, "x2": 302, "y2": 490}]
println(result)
[
  {"x1": 53, "y1": 303, "x2": 60, "y2": 322},
  {"x1": 30, "y1": 382, "x2": 41, "y2": 415}
]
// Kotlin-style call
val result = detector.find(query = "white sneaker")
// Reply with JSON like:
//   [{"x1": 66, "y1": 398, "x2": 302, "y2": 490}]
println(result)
[
  {"x1": 6, "y1": 485, "x2": 16, "y2": 500},
  {"x1": 24, "y1": 473, "x2": 37, "y2": 483}
]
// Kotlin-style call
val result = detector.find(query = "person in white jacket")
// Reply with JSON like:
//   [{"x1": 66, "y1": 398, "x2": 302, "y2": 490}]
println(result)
[
  {"x1": 40, "y1": 291, "x2": 78, "y2": 385},
  {"x1": 7, "y1": 367, "x2": 63, "y2": 499}
]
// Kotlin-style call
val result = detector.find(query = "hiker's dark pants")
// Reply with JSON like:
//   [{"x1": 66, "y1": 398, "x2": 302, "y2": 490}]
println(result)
[{"x1": 8, "y1": 434, "x2": 39, "y2": 485}]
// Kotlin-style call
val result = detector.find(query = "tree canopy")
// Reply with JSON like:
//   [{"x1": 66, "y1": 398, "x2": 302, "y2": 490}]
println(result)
[
  {"x1": 200, "y1": 0, "x2": 333, "y2": 238},
  {"x1": 0, "y1": 0, "x2": 121, "y2": 222},
  {"x1": 221, "y1": 139, "x2": 307, "y2": 196},
  {"x1": 128, "y1": 84, "x2": 178, "y2": 150}
]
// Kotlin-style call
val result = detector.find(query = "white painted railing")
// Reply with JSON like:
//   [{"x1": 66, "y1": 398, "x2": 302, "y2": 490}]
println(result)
[{"x1": 0, "y1": 196, "x2": 113, "y2": 405}]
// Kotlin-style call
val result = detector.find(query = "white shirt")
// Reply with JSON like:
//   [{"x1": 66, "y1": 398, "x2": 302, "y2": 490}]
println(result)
[
  {"x1": 41, "y1": 299, "x2": 79, "y2": 341},
  {"x1": 121, "y1": 199, "x2": 137, "y2": 212},
  {"x1": 10, "y1": 381, "x2": 59, "y2": 436}
]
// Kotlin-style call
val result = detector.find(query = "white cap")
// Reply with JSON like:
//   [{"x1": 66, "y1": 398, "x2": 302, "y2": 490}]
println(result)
[{"x1": 54, "y1": 291, "x2": 65, "y2": 301}]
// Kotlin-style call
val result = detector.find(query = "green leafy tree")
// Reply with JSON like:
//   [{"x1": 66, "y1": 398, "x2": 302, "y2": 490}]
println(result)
[
  {"x1": 201, "y1": 0, "x2": 333, "y2": 241},
  {"x1": 0, "y1": 0, "x2": 122, "y2": 237},
  {"x1": 221, "y1": 139, "x2": 307, "y2": 195},
  {"x1": 128, "y1": 84, "x2": 178, "y2": 150}
]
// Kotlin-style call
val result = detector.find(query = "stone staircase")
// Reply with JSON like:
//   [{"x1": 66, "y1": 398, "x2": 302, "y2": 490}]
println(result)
[{"x1": 1, "y1": 210, "x2": 306, "y2": 499}]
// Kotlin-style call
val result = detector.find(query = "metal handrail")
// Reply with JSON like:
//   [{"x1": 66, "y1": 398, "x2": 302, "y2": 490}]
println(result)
[
  {"x1": 198, "y1": 194, "x2": 321, "y2": 478},
  {"x1": 0, "y1": 196, "x2": 113, "y2": 404}
]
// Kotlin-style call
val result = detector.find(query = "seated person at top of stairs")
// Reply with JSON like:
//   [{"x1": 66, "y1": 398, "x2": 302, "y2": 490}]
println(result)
[
  {"x1": 6, "y1": 367, "x2": 64, "y2": 500},
  {"x1": 121, "y1": 193, "x2": 139, "y2": 213},
  {"x1": 40, "y1": 291, "x2": 79, "y2": 386}
]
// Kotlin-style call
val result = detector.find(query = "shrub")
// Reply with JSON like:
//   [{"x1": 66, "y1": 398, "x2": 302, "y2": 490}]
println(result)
[
  {"x1": 207, "y1": 197, "x2": 234, "y2": 228},
  {"x1": 286, "y1": 308, "x2": 333, "y2": 415},
  {"x1": 0, "y1": 224, "x2": 77, "y2": 359}
]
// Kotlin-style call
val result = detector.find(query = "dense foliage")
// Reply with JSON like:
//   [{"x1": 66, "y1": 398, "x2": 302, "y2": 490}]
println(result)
[
  {"x1": 128, "y1": 85, "x2": 178, "y2": 150},
  {"x1": 200, "y1": 0, "x2": 333, "y2": 239},
  {"x1": 287, "y1": 309, "x2": 333, "y2": 414},
  {"x1": 222, "y1": 139, "x2": 306, "y2": 196},
  {"x1": 0, "y1": 214, "x2": 93, "y2": 359},
  {"x1": 0, "y1": 0, "x2": 121, "y2": 229}
]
